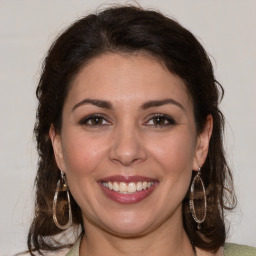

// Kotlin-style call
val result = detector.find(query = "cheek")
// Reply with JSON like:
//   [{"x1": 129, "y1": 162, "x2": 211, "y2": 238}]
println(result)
[
  {"x1": 61, "y1": 131, "x2": 107, "y2": 177},
  {"x1": 149, "y1": 130, "x2": 196, "y2": 208},
  {"x1": 148, "y1": 129, "x2": 196, "y2": 178},
  {"x1": 59, "y1": 131, "x2": 109, "y2": 213}
]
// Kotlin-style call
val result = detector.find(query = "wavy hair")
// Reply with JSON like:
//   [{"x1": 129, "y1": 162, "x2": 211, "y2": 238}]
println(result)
[{"x1": 28, "y1": 5, "x2": 236, "y2": 255}]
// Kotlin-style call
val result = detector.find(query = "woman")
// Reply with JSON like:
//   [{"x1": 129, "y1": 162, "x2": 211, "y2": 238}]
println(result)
[{"x1": 27, "y1": 5, "x2": 256, "y2": 256}]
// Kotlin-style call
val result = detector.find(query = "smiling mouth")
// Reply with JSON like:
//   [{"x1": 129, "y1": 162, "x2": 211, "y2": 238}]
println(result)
[
  {"x1": 99, "y1": 176, "x2": 158, "y2": 204},
  {"x1": 102, "y1": 181, "x2": 154, "y2": 194}
]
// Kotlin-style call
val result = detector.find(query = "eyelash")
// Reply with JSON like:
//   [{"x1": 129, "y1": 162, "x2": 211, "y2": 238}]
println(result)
[
  {"x1": 144, "y1": 114, "x2": 176, "y2": 127},
  {"x1": 79, "y1": 114, "x2": 176, "y2": 128},
  {"x1": 79, "y1": 114, "x2": 111, "y2": 127}
]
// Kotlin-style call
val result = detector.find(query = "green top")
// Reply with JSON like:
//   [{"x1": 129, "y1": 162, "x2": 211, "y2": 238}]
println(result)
[
  {"x1": 66, "y1": 239, "x2": 79, "y2": 256},
  {"x1": 224, "y1": 243, "x2": 256, "y2": 256},
  {"x1": 66, "y1": 240, "x2": 256, "y2": 256}
]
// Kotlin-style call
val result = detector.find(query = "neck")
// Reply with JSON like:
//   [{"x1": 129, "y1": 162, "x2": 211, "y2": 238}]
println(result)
[{"x1": 80, "y1": 212, "x2": 195, "y2": 256}]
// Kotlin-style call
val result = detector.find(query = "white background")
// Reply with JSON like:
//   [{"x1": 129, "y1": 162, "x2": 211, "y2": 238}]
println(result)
[{"x1": 0, "y1": 0, "x2": 255, "y2": 255}]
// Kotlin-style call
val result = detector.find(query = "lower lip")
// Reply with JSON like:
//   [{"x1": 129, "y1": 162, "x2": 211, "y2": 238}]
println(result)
[{"x1": 98, "y1": 182, "x2": 158, "y2": 204}]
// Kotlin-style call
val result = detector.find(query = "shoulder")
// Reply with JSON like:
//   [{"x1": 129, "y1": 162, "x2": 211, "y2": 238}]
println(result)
[{"x1": 224, "y1": 243, "x2": 256, "y2": 256}]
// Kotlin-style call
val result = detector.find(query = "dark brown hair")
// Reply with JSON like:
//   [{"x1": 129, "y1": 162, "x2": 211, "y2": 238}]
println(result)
[{"x1": 28, "y1": 5, "x2": 236, "y2": 255}]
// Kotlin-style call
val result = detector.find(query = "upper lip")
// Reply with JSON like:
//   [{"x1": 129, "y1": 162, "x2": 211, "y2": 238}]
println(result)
[{"x1": 99, "y1": 175, "x2": 157, "y2": 183}]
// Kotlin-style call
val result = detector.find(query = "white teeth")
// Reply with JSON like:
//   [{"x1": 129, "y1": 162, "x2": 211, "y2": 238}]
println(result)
[
  {"x1": 103, "y1": 182, "x2": 109, "y2": 188},
  {"x1": 113, "y1": 182, "x2": 119, "y2": 191},
  {"x1": 128, "y1": 182, "x2": 136, "y2": 193},
  {"x1": 119, "y1": 182, "x2": 127, "y2": 192},
  {"x1": 136, "y1": 181, "x2": 143, "y2": 191},
  {"x1": 102, "y1": 181, "x2": 154, "y2": 193},
  {"x1": 108, "y1": 181, "x2": 113, "y2": 190}
]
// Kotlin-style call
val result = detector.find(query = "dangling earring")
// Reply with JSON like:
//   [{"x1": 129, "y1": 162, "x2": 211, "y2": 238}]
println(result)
[
  {"x1": 189, "y1": 164, "x2": 207, "y2": 229},
  {"x1": 53, "y1": 171, "x2": 73, "y2": 230}
]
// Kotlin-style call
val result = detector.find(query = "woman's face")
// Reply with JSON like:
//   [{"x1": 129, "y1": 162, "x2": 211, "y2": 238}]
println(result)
[{"x1": 51, "y1": 53, "x2": 211, "y2": 237}]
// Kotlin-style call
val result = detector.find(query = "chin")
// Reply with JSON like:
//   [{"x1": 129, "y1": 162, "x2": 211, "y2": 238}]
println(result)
[
  {"x1": 106, "y1": 223, "x2": 153, "y2": 238},
  {"x1": 98, "y1": 211, "x2": 157, "y2": 237}
]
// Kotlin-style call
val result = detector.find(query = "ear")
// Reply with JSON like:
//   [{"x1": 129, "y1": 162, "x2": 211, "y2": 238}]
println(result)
[
  {"x1": 49, "y1": 125, "x2": 66, "y2": 173},
  {"x1": 193, "y1": 115, "x2": 213, "y2": 171}
]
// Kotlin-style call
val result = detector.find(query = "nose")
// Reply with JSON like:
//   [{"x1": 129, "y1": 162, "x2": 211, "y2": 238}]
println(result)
[{"x1": 109, "y1": 124, "x2": 147, "y2": 166}]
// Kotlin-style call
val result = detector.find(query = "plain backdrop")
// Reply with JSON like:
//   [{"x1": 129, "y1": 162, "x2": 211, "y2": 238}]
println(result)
[{"x1": 0, "y1": 0, "x2": 255, "y2": 255}]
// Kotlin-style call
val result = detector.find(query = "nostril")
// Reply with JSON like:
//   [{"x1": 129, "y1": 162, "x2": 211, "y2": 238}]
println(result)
[
  {"x1": 109, "y1": 128, "x2": 147, "y2": 166},
  {"x1": 109, "y1": 142, "x2": 147, "y2": 166},
  {"x1": 111, "y1": 155, "x2": 142, "y2": 166}
]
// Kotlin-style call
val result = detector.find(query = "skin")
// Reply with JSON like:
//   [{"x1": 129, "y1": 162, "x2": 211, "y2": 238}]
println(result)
[{"x1": 50, "y1": 53, "x2": 213, "y2": 256}]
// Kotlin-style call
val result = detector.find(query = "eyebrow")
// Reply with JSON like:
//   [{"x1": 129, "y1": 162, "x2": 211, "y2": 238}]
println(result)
[
  {"x1": 72, "y1": 98, "x2": 184, "y2": 111},
  {"x1": 72, "y1": 99, "x2": 112, "y2": 111},
  {"x1": 141, "y1": 98, "x2": 184, "y2": 111}
]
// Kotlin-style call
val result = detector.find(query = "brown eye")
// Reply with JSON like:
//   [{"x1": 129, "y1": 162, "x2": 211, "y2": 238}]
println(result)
[
  {"x1": 152, "y1": 116, "x2": 167, "y2": 125},
  {"x1": 79, "y1": 114, "x2": 110, "y2": 126},
  {"x1": 90, "y1": 117, "x2": 104, "y2": 125},
  {"x1": 145, "y1": 114, "x2": 176, "y2": 127}
]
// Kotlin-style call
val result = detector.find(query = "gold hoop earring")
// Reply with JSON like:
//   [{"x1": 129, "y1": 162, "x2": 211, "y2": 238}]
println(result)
[
  {"x1": 189, "y1": 165, "x2": 207, "y2": 229},
  {"x1": 53, "y1": 171, "x2": 73, "y2": 230}
]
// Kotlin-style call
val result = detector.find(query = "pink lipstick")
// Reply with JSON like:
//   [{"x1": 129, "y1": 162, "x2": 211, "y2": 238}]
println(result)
[{"x1": 98, "y1": 175, "x2": 158, "y2": 204}]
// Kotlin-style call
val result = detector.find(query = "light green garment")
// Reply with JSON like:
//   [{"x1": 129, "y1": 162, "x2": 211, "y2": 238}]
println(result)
[
  {"x1": 66, "y1": 238, "x2": 80, "y2": 256},
  {"x1": 66, "y1": 240, "x2": 256, "y2": 256},
  {"x1": 224, "y1": 243, "x2": 256, "y2": 256}
]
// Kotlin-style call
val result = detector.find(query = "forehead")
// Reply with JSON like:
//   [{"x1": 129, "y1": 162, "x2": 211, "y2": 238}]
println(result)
[{"x1": 65, "y1": 53, "x2": 192, "y2": 110}]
